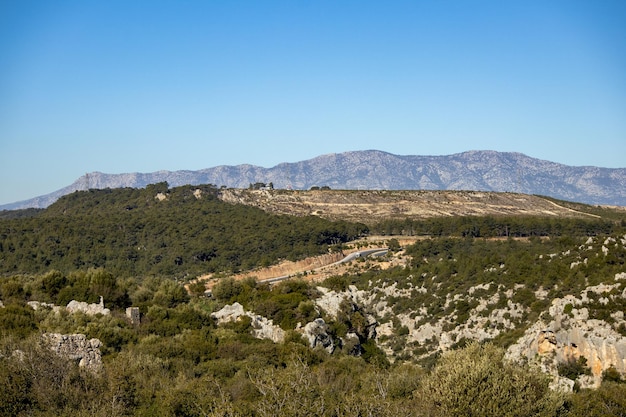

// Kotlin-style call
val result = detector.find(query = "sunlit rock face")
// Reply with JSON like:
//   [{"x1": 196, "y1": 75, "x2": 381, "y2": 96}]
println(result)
[
  {"x1": 506, "y1": 281, "x2": 626, "y2": 390},
  {"x1": 301, "y1": 318, "x2": 335, "y2": 354},
  {"x1": 211, "y1": 302, "x2": 286, "y2": 343}
]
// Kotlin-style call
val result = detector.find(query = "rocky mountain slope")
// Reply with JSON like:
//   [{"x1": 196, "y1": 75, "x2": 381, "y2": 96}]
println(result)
[{"x1": 3, "y1": 150, "x2": 625, "y2": 210}]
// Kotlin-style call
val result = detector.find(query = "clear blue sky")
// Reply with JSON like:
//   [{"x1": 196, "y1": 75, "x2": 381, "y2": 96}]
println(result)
[{"x1": 1, "y1": 0, "x2": 625, "y2": 205}]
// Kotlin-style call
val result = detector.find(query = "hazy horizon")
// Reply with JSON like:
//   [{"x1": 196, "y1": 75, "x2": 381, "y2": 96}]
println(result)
[{"x1": 1, "y1": 1, "x2": 625, "y2": 205}]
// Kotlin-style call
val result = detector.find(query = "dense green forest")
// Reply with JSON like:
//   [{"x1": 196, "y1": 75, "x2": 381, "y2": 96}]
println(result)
[
  {"x1": 1, "y1": 184, "x2": 626, "y2": 416},
  {"x1": 0, "y1": 184, "x2": 367, "y2": 278}
]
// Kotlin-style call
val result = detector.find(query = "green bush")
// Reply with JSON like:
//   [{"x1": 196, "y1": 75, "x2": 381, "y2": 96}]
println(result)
[
  {"x1": 567, "y1": 382, "x2": 626, "y2": 417},
  {"x1": 321, "y1": 275, "x2": 349, "y2": 292},
  {"x1": 557, "y1": 356, "x2": 591, "y2": 380},
  {"x1": 211, "y1": 277, "x2": 243, "y2": 303},
  {"x1": 602, "y1": 366, "x2": 624, "y2": 383},
  {"x1": 0, "y1": 303, "x2": 37, "y2": 338},
  {"x1": 414, "y1": 342, "x2": 563, "y2": 417}
]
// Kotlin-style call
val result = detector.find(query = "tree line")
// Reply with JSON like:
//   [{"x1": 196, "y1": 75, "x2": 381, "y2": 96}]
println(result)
[{"x1": 0, "y1": 184, "x2": 367, "y2": 278}]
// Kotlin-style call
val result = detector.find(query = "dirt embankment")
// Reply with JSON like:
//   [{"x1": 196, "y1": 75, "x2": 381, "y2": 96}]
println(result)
[{"x1": 193, "y1": 237, "x2": 409, "y2": 290}]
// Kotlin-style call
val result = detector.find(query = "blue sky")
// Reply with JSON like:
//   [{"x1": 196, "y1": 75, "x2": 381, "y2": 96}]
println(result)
[{"x1": 1, "y1": 1, "x2": 625, "y2": 205}]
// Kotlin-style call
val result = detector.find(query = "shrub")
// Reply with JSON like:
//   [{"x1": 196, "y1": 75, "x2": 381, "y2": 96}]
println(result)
[
  {"x1": 0, "y1": 303, "x2": 37, "y2": 338},
  {"x1": 557, "y1": 356, "x2": 591, "y2": 380},
  {"x1": 602, "y1": 366, "x2": 624, "y2": 384},
  {"x1": 567, "y1": 381, "x2": 626, "y2": 417},
  {"x1": 414, "y1": 342, "x2": 564, "y2": 417},
  {"x1": 321, "y1": 275, "x2": 349, "y2": 292},
  {"x1": 187, "y1": 281, "x2": 208, "y2": 297},
  {"x1": 397, "y1": 325, "x2": 410, "y2": 336},
  {"x1": 212, "y1": 277, "x2": 243, "y2": 303}
]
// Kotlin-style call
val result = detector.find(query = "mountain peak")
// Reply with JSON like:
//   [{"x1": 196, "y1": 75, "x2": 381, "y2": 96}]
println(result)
[{"x1": 2, "y1": 150, "x2": 625, "y2": 210}]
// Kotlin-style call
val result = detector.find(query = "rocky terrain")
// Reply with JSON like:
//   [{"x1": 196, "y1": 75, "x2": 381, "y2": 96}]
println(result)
[
  {"x1": 204, "y1": 233, "x2": 626, "y2": 392},
  {"x1": 10, "y1": 231, "x2": 625, "y2": 394},
  {"x1": 3, "y1": 150, "x2": 625, "y2": 210},
  {"x1": 506, "y1": 277, "x2": 626, "y2": 390},
  {"x1": 44, "y1": 333, "x2": 103, "y2": 371}
]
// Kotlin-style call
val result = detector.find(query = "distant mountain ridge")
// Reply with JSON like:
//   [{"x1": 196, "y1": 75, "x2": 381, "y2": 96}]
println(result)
[{"x1": 2, "y1": 150, "x2": 626, "y2": 210}]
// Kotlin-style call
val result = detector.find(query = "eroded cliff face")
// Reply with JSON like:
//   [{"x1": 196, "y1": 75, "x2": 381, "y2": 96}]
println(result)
[{"x1": 506, "y1": 276, "x2": 626, "y2": 390}]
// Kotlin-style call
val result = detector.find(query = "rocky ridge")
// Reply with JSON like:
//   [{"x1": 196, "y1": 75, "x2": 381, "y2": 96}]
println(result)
[{"x1": 3, "y1": 150, "x2": 625, "y2": 210}]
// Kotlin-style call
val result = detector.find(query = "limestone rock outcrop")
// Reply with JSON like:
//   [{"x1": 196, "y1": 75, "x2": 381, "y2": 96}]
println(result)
[
  {"x1": 211, "y1": 302, "x2": 285, "y2": 343},
  {"x1": 212, "y1": 302, "x2": 246, "y2": 323},
  {"x1": 27, "y1": 300, "x2": 62, "y2": 313},
  {"x1": 315, "y1": 285, "x2": 370, "y2": 319},
  {"x1": 66, "y1": 296, "x2": 110, "y2": 316},
  {"x1": 301, "y1": 318, "x2": 335, "y2": 353},
  {"x1": 506, "y1": 283, "x2": 626, "y2": 390},
  {"x1": 44, "y1": 333, "x2": 103, "y2": 371},
  {"x1": 248, "y1": 314, "x2": 286, "y2": 343}
]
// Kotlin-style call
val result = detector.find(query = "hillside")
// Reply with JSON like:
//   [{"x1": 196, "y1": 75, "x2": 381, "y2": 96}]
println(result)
[
  {"x1": 0, "y1": 184, "x2": 367, "y2": 277},
  {"x1": 2, "y1": 183, "x2": 626, "y2": 415},
  {"x1": 218, "y1": 188, "x2": 605, "y2": 223},
  {"x1": 2, "y1": 227, "x2": 626, "y2": 415},
  {"x1": 2, "y1": 185, "x2": 622, "y2": 278},
  {"x1": 3, "y1": 150, "x2": 625, "y2": 210}
]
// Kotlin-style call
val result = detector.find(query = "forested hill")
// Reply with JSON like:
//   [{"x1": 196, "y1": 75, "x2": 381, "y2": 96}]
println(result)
[{"x1": 0, "y1": 183, "x2": 367, "y2": 277}]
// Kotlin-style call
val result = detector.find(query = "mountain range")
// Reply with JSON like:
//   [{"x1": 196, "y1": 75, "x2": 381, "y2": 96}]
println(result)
[{"x1": 2, "y1": 150, "x2": 625, "y2": 210}]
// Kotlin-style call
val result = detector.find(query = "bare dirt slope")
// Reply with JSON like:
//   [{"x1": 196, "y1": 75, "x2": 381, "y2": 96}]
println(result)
[{"x1": 219, "y1": 189, "x2": 599, "y2": 224}]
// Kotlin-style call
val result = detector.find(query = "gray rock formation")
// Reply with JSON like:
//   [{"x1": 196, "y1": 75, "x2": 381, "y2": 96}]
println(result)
[
  {"x1": 315, "y1": 285, "x2": 371, "y2": 319},
  {"x1": 301, "y1": 318, "x2": 335, "y2": 353},
  {"x1": 211, "y1": 302, "x2": 285, "y2": 343},
  {"x1": 66, "y1": 296, "x2": 110, "y2": 316},
  {"x1": 211, "y1": 302, "x2": 246, "y2": 323},
  {"x1": 27, "y1": 300, "x2": 62, "y2": 313},
  {"x1": 44, "y1": 333, "x2": 103, "y2": 371}
]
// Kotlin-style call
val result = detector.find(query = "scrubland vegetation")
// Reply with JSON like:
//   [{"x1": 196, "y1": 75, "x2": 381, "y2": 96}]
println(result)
[{"x1": 1, "y1": 184, "x2": 626, "y2": 416}]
